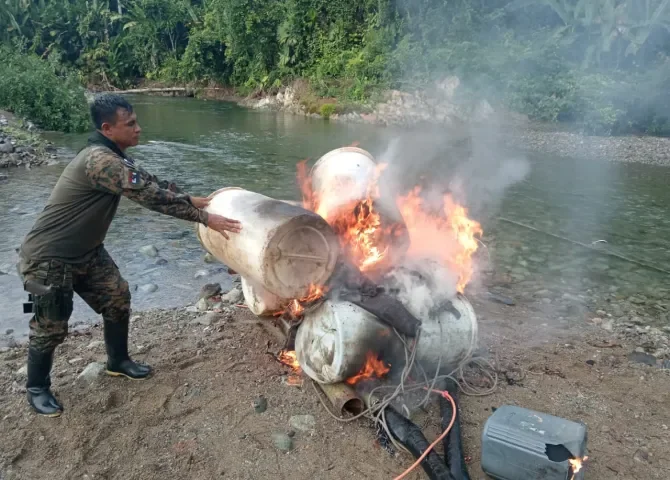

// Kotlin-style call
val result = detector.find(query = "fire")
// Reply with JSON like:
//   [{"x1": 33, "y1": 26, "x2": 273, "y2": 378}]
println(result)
[
  {"x1": 278, "y1": 350, "x2": 301, "y2": 373},
  {"x1": 568, "y1": 456, "x2": 588, "y2": 479},
  {"x1": 296, "y1": 156, "x2": 483, "y2": 292},
  {"x1": 277, "y1": 350, "x2": 303, "y2": 386},
  {"x1": 276, "y1": 284, "x2": 328, "y2": 318},
  {"x1": 329, "y1": 197, "x2": 389, "y2": 272},
  {"x1": 345, "y1": 351, "x2": 391, "y2": 385},
  {"x1": 298, "y1": 161, "x2": 392, "y2": 272},
  {"x1": 288, "y1": 299, "x2": 303, "y2": 316},
  {"x1": 396, "y1": 187, "x2": 482, "y2": 293}
]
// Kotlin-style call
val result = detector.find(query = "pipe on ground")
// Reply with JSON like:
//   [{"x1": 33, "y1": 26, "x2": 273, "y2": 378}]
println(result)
[
  {"x1": 439, "y1": 379, "x2": 471, "y2": 480},
  {"x1": 317, "y1": 382, "x2": 365, "y2": 417}
]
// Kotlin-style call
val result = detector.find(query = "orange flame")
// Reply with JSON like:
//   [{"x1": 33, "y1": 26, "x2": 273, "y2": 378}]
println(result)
[
  {"x1": 298, "y1": 161, "x2": 392, "y2": 273},
  {"x1": 329, "y1": 197, "x2": 389, "y2": 272},
  {"x1": 345, "y1": 352, "x2": 391, "y2": 385},
  {"x1": 569, "y1": 456, "x2": 588, "y2": 479},
  {"x1": 296, "y1": 157, "x2": 483, "y2": 292},
  {"x1": 277, "y1": 350, "x2": 303, "y2": 386},
  {"x1": 278, "y1": 350, "x2": 301, "y2": 373},
  {"x1": 276, "y1": 284, "x2": 328, "y2": 318},
  {"x1": 396, "y1": 187, "x2": 482, "y2": 293}
]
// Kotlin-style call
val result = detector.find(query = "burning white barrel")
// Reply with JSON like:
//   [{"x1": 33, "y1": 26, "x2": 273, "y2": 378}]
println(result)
[
  {"x1": 310, "y1": 147, "x2": 378, "y2": 218},
  {"x1": 196, "y1": 187, "x2": 340, "y2": 299},
  {"x1": 308, "y1": 147, "x2": 410, "y2": 274},
  {"x1": 295, "y1": 293, "x2": 478, "y2": 385},
  {"x1": 295, "y1": 300, "x2": 393, "y2": 384}
]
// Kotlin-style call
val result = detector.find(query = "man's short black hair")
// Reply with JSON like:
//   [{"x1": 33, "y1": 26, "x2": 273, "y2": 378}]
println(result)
[{"x1": 90, "y1": 93, "x2": 134, "y2": 129}]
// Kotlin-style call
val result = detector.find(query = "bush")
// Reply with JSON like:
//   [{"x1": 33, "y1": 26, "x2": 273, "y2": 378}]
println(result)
[
  {"x1": 319, "y1": 103, "x2": 336, "y2": 119},
  {"x1": 0, "y1": 48, "x2": 89, "y2": 133}
]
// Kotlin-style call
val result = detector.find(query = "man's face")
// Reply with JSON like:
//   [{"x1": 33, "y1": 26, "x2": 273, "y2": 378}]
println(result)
[{"x1": 101, "y1": 108, "x2": 142, "y2": 150}]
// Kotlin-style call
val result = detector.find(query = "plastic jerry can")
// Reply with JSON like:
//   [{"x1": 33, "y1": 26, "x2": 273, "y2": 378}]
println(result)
[{"x1": 481, "y1": 405, "x2": 588, "y2": 480}]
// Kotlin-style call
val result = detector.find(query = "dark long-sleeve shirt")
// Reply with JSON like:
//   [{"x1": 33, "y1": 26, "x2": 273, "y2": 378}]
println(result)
[{"x1": 21, "y1": 143, "x2": 208, "y2": 263}]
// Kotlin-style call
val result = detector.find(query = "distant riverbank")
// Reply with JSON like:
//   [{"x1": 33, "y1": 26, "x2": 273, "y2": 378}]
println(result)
[{"x1": 93, "y1": 80, "x2": 670, "y2": 167}]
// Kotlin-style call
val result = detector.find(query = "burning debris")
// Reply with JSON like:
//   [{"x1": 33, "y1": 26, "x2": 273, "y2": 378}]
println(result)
[
  {"x1": 344, "y1": 352, "x2": 391, "y2": 386},
  {"x1": 569, "y1": 456, "x2": 588, "y2": 480},
  {"x1": 196, "y1": 145, "x2": 587, "y2": 479}
]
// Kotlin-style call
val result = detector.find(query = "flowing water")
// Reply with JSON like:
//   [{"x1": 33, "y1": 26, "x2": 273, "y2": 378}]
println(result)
[{"x1": 1, "y1": 95, "x2": 668, "y2": 344}]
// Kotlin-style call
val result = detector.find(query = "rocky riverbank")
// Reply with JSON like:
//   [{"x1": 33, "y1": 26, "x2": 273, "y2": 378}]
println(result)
[
  {"x1": 240, "y1": 78, "x2": 670, "y2": 167},
  {"x1": 0, "y1": 111, "x2": 60, "y2": 169},
  {"x1": 94, "y1": 79, "x2": 670, "y2": 166},
  {"x1": 1, "y1": 283, "x2": 668, "y2": 479}
]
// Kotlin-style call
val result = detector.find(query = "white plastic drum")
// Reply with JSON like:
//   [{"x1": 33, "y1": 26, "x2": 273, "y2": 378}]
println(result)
[
  {"x1": 294, "y1": 300, "x2": 393, "y2": 384},
  {"x1": 240, "y1": 276, "x2": 284, "y2": 316},
  {"x1": 310, "y1": 147, "x2": 410, "y2": 271},
  {"x1": 196, "y1": 187, "x2": 340, "y2": 299},
  {"x1": 295, "y1": 295, "x2": 478, "y2": 384},
  {"x1": 310, "y1": 147, "x2": 378, "y2": 219},
  {"x1": 411, "y1": 295, "x2": 478, "y2": 375}
]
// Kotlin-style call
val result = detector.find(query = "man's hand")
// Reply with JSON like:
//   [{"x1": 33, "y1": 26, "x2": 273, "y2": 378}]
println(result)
[
  {"x1": 207, "y1": 214, "x2": 242, "y2": 240},
  {"x1": 191, "y1": 196, "x2": 211, "y2": 209}
]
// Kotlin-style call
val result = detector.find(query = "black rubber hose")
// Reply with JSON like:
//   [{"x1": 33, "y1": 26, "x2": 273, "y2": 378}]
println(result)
[
  {"x1": 439, "y1": 379, "x2": 471, "y2": 480},
  {"x1": 383, "y1": 406, "x2": 456, "y2": 480}
]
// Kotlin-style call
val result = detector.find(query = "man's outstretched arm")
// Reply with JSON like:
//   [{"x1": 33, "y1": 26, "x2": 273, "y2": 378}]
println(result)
[
  {"x1": 85, "y1": 149, "x2": 241, "y2": 237},
  {"x1": 140, "y1": 167, "x2": 184, "y2": 194}
]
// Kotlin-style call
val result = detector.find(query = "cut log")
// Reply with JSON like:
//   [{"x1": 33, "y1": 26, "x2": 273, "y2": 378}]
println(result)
[{"x1": 102, "y1": 87, "x2": 194, "y2": 96}]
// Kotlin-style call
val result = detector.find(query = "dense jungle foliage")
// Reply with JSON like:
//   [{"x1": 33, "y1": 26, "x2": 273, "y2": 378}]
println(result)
[{"x1": 1, "y1": 0, "x2": 669, "y2": 134}]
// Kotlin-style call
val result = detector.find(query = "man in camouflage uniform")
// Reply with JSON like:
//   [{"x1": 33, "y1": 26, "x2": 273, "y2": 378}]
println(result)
[{"x1": 18, "y1": 94, "x2": 241, "y2": 417}]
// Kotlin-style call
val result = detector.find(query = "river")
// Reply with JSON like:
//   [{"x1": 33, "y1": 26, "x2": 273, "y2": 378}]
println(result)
[{"x1": 1, "y1": 95, "x2": 668, "y2": 345}]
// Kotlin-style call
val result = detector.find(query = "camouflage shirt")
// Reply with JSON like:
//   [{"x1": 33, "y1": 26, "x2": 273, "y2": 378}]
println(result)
[{"x1": 21, "y1": 143, "x2": 208, "y2": 263}]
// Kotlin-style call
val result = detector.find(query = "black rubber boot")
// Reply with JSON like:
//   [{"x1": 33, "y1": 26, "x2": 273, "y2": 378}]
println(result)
[
  {"x1": 104, "y1": 321, "x2": 152, "y2": 380},
  {"x1": 26, "y1": 347, "x2": 63, "y2": 417}
]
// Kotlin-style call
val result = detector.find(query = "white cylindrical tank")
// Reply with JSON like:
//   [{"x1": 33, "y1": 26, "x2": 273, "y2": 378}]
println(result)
[
  {"x1": 410, "y1": 295, "x2": 478, "y2": 376},
  {"x1": 310, "y1": 147, "x2": 378, "y2": 219},
  {"x1": 309, "y1": 147, "x2": 410, "y2": 273},
  {"x1": 196, "y1": 187, "x2": 340, "y2": 299},
  {"x1": 240, "y1": 276, "x2": 284, "y2": 316},
  {"x1": 294, "y1": 300, "x2": 393, "y2": 384},
  {"x1": 294, "y1": 295, "x2": 478, "y2": 385}
]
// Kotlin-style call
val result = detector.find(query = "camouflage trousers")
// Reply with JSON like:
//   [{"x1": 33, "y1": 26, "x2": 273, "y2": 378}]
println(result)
[{"x1": 18, "y1": 247, "x2": 130, "y2": 353}]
